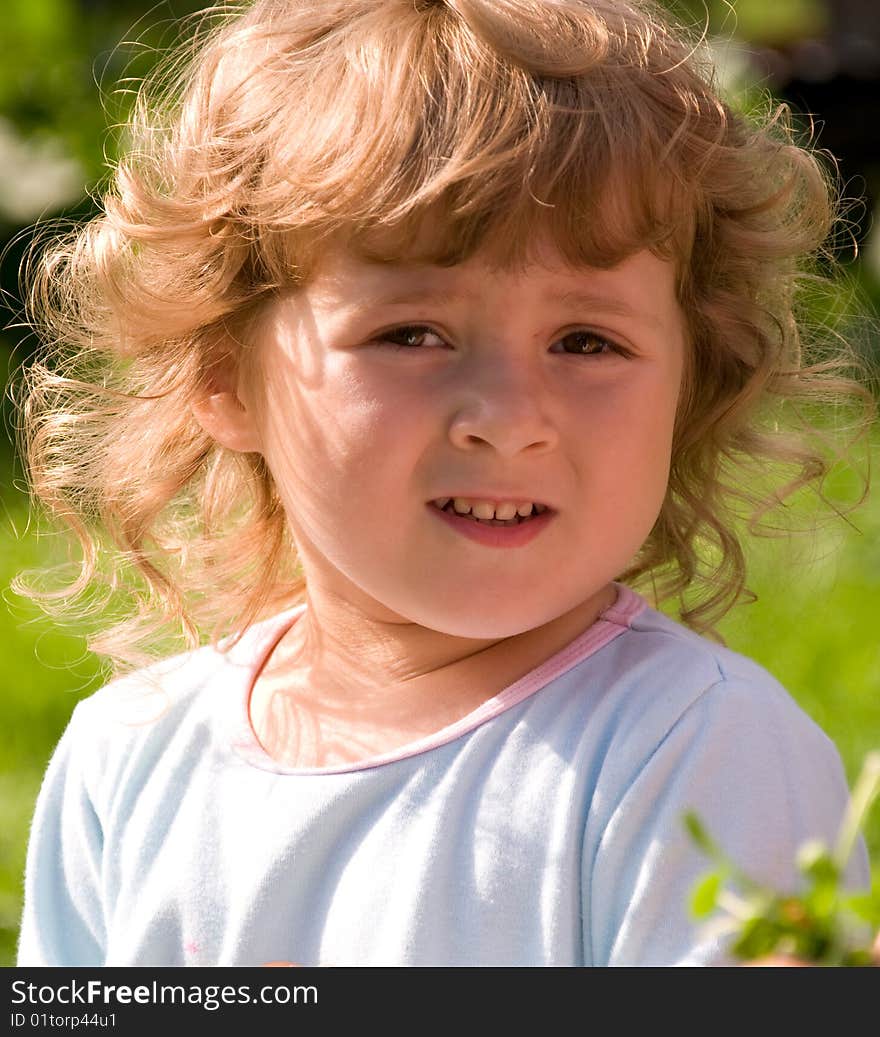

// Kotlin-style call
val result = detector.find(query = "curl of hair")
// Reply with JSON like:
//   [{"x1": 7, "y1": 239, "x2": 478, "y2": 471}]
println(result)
[{"x1": 10, "y1": 0, "x2": 877, "y2": 673}]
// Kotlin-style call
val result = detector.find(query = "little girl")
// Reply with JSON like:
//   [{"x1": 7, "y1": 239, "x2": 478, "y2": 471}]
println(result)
[{"x1": 14, "y1": 0, "x2": 876, "y2": 966}]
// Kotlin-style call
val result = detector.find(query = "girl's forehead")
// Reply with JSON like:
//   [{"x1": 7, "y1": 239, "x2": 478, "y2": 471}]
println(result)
[
  {"x1": 304, "y1": 238, "x2": 677, "y2": 300},
  {"x1": 270, "y1": 243, "x2": 683, "y2": 341},
  {"x1": 288, "y1": 162, "x2": 691, "y2": 287}
]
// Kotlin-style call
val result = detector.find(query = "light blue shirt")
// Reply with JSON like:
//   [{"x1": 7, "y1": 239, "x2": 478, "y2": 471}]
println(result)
[{"x1": 17, "y1": 584, "x2": 869, "y2": 966}]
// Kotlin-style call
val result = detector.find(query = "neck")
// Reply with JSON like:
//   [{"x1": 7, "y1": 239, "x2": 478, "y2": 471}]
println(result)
[{"x1": 253, "y1": 581, "x2": 618, "y2": 725}]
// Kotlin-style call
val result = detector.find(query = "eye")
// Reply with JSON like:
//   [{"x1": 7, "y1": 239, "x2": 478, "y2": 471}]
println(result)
[
  {"x1": 552, "y1": 330, "x2": 623, "y2": 357},
  {"x1": 377, "y1": 325, "x2": 447, "y2": 350}
]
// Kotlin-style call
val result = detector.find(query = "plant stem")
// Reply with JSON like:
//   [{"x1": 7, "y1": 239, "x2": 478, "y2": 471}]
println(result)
[{"x1": 833, "y1": 752, "x2": 880, "y2": 871}]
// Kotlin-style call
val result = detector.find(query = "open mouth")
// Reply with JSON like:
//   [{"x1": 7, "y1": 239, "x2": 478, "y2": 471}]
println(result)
[{"x1": 430, "y1": 498, "x2": 550, "y2": 527}]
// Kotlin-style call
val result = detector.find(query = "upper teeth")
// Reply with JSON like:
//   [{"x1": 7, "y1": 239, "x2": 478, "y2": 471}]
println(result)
[{"x1": 433, "y1": 498, "x2": 545, "y2": 520}]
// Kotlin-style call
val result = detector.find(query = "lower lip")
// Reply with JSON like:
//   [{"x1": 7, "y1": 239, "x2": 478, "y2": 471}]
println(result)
[{"x1": 427, "y1": 503, "x2": 554, "y2": 548}]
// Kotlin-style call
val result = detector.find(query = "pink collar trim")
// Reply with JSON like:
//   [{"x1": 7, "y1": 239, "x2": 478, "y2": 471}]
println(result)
[{"x1": 229, "y1": 582, "x2": 647, "y2": 776}]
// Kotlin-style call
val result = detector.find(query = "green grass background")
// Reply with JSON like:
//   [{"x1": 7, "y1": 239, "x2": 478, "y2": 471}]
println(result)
[{"x1": 1, "y1": 431, "x2": 879, "y2": 966}]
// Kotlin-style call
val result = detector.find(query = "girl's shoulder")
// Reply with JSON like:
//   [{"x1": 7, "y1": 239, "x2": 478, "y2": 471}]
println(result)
[
  {"x1": 624, "y1": 600, "x2": 784, "y2": 689},
  {"x1": 577, "y1": 591, "x2": 838, "y2": 765},
  {"x1": 58, "y1": 607, "x2": 300, "y2": 786},
  {"x1": 584, "y1": 583, "x2": 789, "y2": 699}
]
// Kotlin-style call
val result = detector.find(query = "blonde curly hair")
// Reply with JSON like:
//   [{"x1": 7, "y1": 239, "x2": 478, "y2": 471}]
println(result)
[{"x1": 12, "y1": 0, "x2": 877, "y2": 673}]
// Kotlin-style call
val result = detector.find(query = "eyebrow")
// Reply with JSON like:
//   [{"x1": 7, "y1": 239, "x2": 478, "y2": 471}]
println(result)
[
  {"x1": 355, "y1": 284, "x2": 664, "y2": 331},
  {"x1": 548, "y1": 290, "x2": 664, "y2": 331},
  {"x1": 358, "y1": 285, "x2": 471, "y2": 308}
]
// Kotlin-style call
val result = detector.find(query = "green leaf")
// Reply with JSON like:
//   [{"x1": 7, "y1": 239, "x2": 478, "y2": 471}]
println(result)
[
  {"x1": 796, "y1": 839, "x2": 838, "y2": 884},
  {"x1": 844, "y1": 892, "x2": 880, "y2": 929},
  {"x1": 683, "y1": 811, "x2": 713, "y2": 851},
  {"x1": 805, "y1": 882, "x2": 840, "y2": 920},
  {"x1": 683, "y1": 811, "x2": 730, "y2": 867},
  {"x1": 732, "y1": 916, "x2": 783, "y2": 960},
  {"x1": 690, "y1": 872, "x2": 723, "y2": 919}
]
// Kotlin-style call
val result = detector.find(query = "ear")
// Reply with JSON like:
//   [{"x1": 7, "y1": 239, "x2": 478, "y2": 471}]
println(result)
[{"x1": 191, "y1": 389, "x2": 262, "y2": 454}]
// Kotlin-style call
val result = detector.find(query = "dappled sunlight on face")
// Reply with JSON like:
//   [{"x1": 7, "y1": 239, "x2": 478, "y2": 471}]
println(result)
[{"x1": 243, "y1": 241, "x2": 685, "y2": 639}]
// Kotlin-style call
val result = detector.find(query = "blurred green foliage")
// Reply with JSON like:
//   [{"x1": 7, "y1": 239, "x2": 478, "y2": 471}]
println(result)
[
  {"x1": 0, "y1": 0, "x2": 207, "y2": 200},
  {"x1": 674, "y1": 0, "x2": 828, "y2": 41}
]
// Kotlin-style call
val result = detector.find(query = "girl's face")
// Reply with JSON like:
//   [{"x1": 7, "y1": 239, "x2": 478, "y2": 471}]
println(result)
[{"x1": 239, "y1": 240, "x2": 685, "y2": 638}]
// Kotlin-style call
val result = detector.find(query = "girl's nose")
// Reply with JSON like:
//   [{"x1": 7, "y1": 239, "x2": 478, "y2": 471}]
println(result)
[{"x1": 446, "y1": 359, "x2": 559, "y2": 457}]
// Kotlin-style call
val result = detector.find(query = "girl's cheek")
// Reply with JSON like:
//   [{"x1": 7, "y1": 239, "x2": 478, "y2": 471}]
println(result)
[{"x1": 339, "y1": 378, "x2": 429, "y2": 443}]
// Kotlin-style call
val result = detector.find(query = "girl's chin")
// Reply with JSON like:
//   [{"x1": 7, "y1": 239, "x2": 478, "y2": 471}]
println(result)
[
  {"x1": 406, "y1": 605, "x2": 562, "y2": 641},
  {"x1": 396, "y1": 585, "x2": 617, "y2": 641}
]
